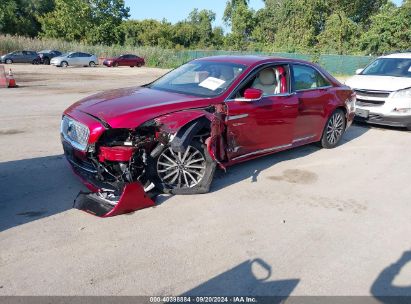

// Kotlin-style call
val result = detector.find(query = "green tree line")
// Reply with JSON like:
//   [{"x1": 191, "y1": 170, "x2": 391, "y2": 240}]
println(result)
[{"x1": 1, "y1": 0, "x2": 410, "y2": 55}]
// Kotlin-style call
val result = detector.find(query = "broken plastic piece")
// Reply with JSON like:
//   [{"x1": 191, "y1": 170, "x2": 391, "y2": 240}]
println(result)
[{"x1": 73, "y1": 182, "x2": 155, "y2": 217}]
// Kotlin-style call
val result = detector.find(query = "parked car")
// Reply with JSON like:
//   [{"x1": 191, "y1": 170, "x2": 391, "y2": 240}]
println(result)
[
  {"x1": 0, "y1": 50, "x2": 40, "y2": 64},
  {"x1": 50, "y1": 52, "x2": 98, "y2": 67},
  {"x1": 61, "y1": 56, "x2": 355, "y2": 217},
  {"x1": 103, "y1": 54, "x2": 145, "y2": 67},
  {"x1": 346, "y1": 52, "x2": 411, "y2": 130},
  {"x1": 38, "y1": 50, "x2": 62, "y2": 65}
]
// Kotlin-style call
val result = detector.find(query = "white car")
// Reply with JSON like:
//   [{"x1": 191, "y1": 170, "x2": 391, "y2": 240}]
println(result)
[
  {"x1": 346, "y1": 53, "x2": 411, "y2": 130},
  {"x1": 50, "y1": 52, "x2": 98, "y2": 68}
]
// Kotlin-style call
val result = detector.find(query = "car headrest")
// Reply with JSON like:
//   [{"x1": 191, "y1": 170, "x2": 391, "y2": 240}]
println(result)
[{"x1": 259, "y1": 69, "x2": 276, "y2": 85}]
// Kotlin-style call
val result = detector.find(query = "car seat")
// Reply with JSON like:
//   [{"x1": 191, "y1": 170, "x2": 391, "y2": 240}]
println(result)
[{"x1": 252, "y1": 69, "x2": 278, "y2": 95}]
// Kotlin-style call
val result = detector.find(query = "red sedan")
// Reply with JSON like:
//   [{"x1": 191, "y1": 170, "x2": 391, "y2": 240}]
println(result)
[
  {"x1": 103, "y1": 54, "x2": 145, "y2": 67},
  {"x1": 61, "y1": 56, "x2": 355, "y2": 216}
]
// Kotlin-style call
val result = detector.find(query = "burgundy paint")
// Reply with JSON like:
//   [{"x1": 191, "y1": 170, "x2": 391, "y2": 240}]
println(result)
[
  {"x1": 98, "y1": 146, "x2": 135, "y2": 162},
  {"x1": 63, "y1": 56, "x2": 355, "y2": 217},
  {"x1": 102, "y1": 182, "x2": 155, "y2": 217},
  {"x1": 244, "y1": 88, "x2": 263, "y2": 100}
]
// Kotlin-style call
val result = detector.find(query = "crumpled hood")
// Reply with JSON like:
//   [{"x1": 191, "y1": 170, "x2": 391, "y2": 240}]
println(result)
[
  {"x1": 346, "y1": 75, "x2": 411, "y2": 92},
  {"x1": 65, "y1": 86, "x2": 211, "y2": 129}
]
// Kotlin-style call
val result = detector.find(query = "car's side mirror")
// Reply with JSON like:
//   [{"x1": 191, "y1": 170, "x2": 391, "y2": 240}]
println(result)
[
  {"x1": 242, "y1": 88, "x2": 263, "y2": 101},
  {"x1": 355, "y1": 68, "x2": 364, "y2": 75}
]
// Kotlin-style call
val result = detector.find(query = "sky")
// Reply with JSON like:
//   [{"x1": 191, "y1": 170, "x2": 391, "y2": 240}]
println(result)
[
  {"x1": 125, "y1": 0, "x2": 265, "y2": 30},
  {"x1": 125, "y1": 0, "x2": 404, "y2": 31}
]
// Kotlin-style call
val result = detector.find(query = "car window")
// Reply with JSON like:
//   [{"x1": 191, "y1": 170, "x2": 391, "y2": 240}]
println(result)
[
  {"x1": 129, "y1": 55, "x2": 137, "y2": 58},
  {"x1": 361, "y1": 58, "x2": 411, "y2": 78},
  {"x1": 14, "y1": 51, "x2": 23, "y2": 56},
  {"x1": 292, "y1": 65, "x2": 330, "y2": 91},
  {"x1": 232, "y1": 64, "x2": 289, "y2": 98},
  {"x1": 149, "y1": 61, "x2": 246, "y2": 97}
]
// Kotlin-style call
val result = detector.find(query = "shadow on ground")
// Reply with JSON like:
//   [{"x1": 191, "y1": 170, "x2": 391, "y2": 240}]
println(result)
[
  {"x1": 182, "y1": 259, "x2": 299, "y2": 302},
  {"x1": 0, "y1": 125, "x2": 369, "y2": 231},
  {"x1": 0, "y1": 155, "x2": 86, "y2": 232},
  {"x1": 211, "y1": 124, "x2": 369, "y2": 192},
  {"x1": 371, "y1": 250, "x2": 411, "y2": 304}
]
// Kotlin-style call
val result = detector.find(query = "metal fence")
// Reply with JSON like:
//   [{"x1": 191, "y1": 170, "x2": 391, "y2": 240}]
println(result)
[{"x1": 173, "y1": 50, "x2": 375, "y2": 75}]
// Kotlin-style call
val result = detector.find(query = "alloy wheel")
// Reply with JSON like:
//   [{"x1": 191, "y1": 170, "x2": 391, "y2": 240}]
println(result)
[
  {"x1": 157, "y1": 146, "x2": 206, "y2": 189},
  {"x1": 326, "y1": 111, "x2": 345, "y2": 145}
]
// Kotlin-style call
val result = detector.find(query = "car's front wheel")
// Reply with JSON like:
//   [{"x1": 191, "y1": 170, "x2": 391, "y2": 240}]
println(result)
[
  {"x1": 150, "y1": 141, "x2": 216, "y2": 195},
  {"x1": 61, "y1": 61, "x2": 68, "y2": 68},
  {"x1": 44, "y1": 57, "x2": 50, "y2": 65},
  {"x1": 320, "y1": 109, "x2": 346, "y2": 149},
  {"x1": 89, "y1": 61, "x2": 96, "y2": 67},
  {"x1": 5, "y1": 59, "x2": 12, "y2": 64}
]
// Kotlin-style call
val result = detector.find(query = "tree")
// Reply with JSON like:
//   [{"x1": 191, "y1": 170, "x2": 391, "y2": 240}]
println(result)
[
  {"x1": 0, "y1": 0, "x2": 55, "y2": 37},
  {"x1": 188, "y1": 9, "x2": 216, "y2": 47},
  {"x1": 223, "y1": 0, "x2": 255, "y2": 50},
  {"x1": 272, "y1": 0, "x2": 328, "y2": 52},
  {"x1": 39, "y1": 0, "x2": 129, "y2": 45},
  {"x1": 317, "y1": 11, "x2": 359, "y2": 54},
  {"x1": 359, "y1": 2, "x2": 411, "y2": 55}
]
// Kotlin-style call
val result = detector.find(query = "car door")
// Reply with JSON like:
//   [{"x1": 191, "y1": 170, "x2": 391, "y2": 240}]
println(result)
[
  {"x1": 118, "y1": 55, "x2": 128, "y2": 66},
  {"x1": 225, "y1": 64, "x2": 299, "y2": 161},
  {"x1": 13, "y1": 51, "x2": 23, "y2": 63},
  {"x1": 67, "y1": 53, "x2": 79, "y2": 65},
  {"x1": 291, "y1": 64, "x2": 333, "y2": 141}
]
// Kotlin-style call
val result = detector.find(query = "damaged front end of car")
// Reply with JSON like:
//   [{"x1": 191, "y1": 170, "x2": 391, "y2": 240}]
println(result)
[{"x1": 62, "y1": 105, "x2": 227, "y2": 217}]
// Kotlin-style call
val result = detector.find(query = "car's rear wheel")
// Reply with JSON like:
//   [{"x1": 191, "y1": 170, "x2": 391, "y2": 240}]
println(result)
[
  {"x1": 89, "y1": 61, "x2": 96, "y2": 67},
  {"x1": 44, "y1": 57, "x2": 50, "y2": 65},
  {"x1": 137, "y1": 63, "x2": 142, "y2": 67},
  {"x1": 320, "y1": 109, "x2": 346, "y2": 149},
  {"x1": 5, "y1": 59, "x2": 12, "y2": 64},
  {"x1": 150, "y1": 141, "x2": 216, "y2": 194},
  {"x1": 61, "y1": 61, "x2": 68, "y2": 68}
]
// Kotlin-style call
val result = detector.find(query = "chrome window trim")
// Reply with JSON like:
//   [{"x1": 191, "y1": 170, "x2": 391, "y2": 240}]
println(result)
[
  {"x1": 294, "y1": 85, "x2": 333, "y2": 93},
  {"x1": 225, "y1": 61, "x2": 293, "y2": 102}
]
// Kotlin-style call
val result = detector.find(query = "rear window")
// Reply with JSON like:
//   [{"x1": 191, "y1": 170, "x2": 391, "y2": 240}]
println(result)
[{"x1": 292, "y1": 65, "x2": 330, "y2": 91}]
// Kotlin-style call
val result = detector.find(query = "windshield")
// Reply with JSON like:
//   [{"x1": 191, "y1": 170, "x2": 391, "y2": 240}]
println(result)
[
  {"x1": 148, "y1": 61, "x2": 247, "y2": 97},
  {"x1": 361, "y1": 58, "x2": 411, "y2": 78}
]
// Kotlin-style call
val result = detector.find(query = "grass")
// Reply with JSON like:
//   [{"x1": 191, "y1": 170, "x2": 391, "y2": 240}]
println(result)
[{"x1": 0, "y1": 35, "x2": 373, "y2": 74}]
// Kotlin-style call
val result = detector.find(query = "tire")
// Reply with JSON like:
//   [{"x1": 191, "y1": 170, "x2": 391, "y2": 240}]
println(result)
[
  {"x1": 61, "y1": 61, "x2": 68, "y2": 68},
  {"x1": 113, "y1": 62, "x2": 118, "y2": 67},
  {"x1": 89, "y1": 61, "x2": 96, "y2": 67},
  {"x1": 137, "y1": 63, "x2": 142, "y2": 67},
  {"x1": 320, "y1": 109, "x2": 346, "y2": 149},
  {"x1": 5, "y1": 59, "x2": 12, "y2": 64},
  {"x1": 149, "y1": 140, "x2": 216, "y2": 195},
  {"x1": 44, "y1": 57, "x2": 50, "y2": 65},
  {"x1": 32, "y1": 59, "x2": 38, "y2": 65},
  {"x1": 130, "y1": 66, "x2": 134, "y2": 68}
]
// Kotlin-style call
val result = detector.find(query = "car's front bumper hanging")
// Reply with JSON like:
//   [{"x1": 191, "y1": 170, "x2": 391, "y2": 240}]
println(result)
[{"x1": 73, "y1": 182, "x2": 156, "y2": 217}]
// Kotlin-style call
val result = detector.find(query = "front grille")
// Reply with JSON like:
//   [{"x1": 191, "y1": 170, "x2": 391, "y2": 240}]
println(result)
[
  {"x1": 354, "y1": 89, "x2": 391, "y2": 107},
  {"x1": 61, "y1": 116, "x2": 90, "y2": 151},
  {"x1": 356, "y1": 99, "x2": 385, "y2": 107},
  {"x1": 354, "y1": 89, "x2": 390, "y2": 98}
]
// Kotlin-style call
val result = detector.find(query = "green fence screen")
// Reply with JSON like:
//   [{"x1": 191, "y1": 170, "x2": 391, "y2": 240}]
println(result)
[{"x1": 172, "y1": 50, "x2": 375, "y2": 75}]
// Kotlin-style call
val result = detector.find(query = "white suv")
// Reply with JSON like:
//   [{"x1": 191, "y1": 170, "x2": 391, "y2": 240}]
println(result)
[{"x1": 346, "y1": 53, "x2": 411, "y2": 130}]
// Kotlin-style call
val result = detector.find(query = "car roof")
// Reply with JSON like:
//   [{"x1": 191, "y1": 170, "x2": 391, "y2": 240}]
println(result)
[
  {"x1": 194, "y1": 55, "x2": 315, "y2": 66},
  {"x1": 380, "y1": 53, "x2": 411, "y2": 59}
]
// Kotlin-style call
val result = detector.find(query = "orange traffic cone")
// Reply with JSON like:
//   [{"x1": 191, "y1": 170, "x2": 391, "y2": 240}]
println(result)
[{"x1": 7, "y1": 68, "x2": 16, "y2": 88}]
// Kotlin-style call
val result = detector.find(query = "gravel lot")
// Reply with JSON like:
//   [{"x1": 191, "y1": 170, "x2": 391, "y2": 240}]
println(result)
[{"x1": 1, "y1": 64, "x2": 411, "y2": 298}]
